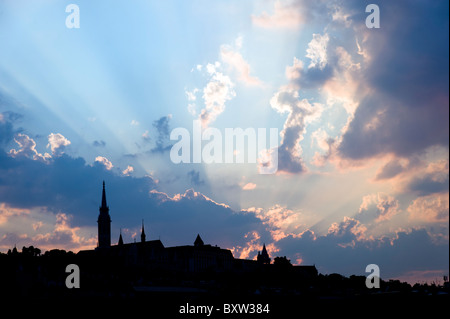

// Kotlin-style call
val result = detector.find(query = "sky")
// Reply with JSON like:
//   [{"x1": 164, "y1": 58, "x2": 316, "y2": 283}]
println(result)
[{"x1": 0, "y1": 0, "x2": 448, "y2": 284}]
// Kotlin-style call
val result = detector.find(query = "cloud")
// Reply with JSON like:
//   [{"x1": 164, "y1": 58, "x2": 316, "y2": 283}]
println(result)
[
  {"x1": 231, "y1": 231, "x2": 279, "y2": 260},
  {"x1": 187, "y1": 170, "x2": 204, "y2": 186},
  {"x1": 0, "y1": 203, "x2": 29, "y2": 225},
  {"x1": 270, "y1": 89, "x2": 322, "y2": 173},
  {"x1": 0, "y1": 111, "x2": 22, "y2": 147},
  {"x1": 375, "y1": 158, "x2": 411, "y2": 181},
  {"x1": 151, "y1": 115, "x2": 173, "y2": 153},
  {"x1": 94, "y1": 156, "x2": 113, "y2": 170},
  {"x1": 47, "y1": 133, "x2": 71, "y2": 156},
  {"x1": 92, "y1": 140, "x2": 106, "y2": 148},
  {"x1": 31, "y1": 212, "x2": 97, "y2": 251},
  {"x1": 0, "y1": 139, "x2": 272, "y2": 252},
  {"x1": 246, "y1": 205, "x2": 309, "y2": 241},
  {"x1": 327, "y1": 216, "x2": 367, "y2": 245},
  {"x1": 406, "y1": 160, "x2": 449, "y2": 196},
  {"x1": 337, "y1": 0, "x2": 449, "y2": 160},
  {"x1": 221, "y1": 38, "x2": 263, "y2": 86},
  {"x1": 141, "y1": 130, "x2": 151, "y2": 143},
  {"x1": 242, "y1": 182, "x2": 256, "y2": 191},
  {"x1": 357, "y1": 193, "x2": 400, "y2": 223},
  {"x1": 130, "y1": 120, "x2": 139, "y2": 126},
  {"x1": 408, "y1": 193, "x2": 449, "y2": 223},
  {"x1": 306, "y1": 33, "x2": 330, "y2": 70},
  {"x1": 122, "y1": 165, "x2": 134, "y2": 176},
  {"x1": 252, "y1": 0, "x2": 304, "y2": 29},
  {"x1": 0, "y1": 135, "x2": 448, "y2": 280},
  {"x1": 276, "y1": 226, "x2": 449, "y2": 280},
  {"x1": 185, "y1": 88, "x2": 199, "y2": 116},
  {"x1": 9, "y1": 133, "x2": 51, "y2": 162},
  {"x1": 199, "y1": 63, "x2": 236, "y2": 128}
]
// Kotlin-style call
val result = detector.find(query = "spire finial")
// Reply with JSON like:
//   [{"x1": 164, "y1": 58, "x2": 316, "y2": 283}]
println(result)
[{"x1": 101, "y1": 181, "x2": 108, "y2": 209}]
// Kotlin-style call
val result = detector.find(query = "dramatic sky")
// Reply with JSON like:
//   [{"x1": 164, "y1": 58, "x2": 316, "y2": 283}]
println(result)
[{"x1": 0, "y1": 0, "x2": 448, "y2": 284}]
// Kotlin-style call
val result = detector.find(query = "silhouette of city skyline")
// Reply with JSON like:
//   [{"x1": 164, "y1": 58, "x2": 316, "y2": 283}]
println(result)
[
  {"x1": 0, "y1": 181, "x2": 448, "y2": 315},
  {"x1": 86, "y1": 181, "x2": 310, "y2": 275}
]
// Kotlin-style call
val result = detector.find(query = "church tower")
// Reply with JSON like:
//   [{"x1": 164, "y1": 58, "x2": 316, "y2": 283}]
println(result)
[
  {"x1": 97, "y1": 181, "x2": 111, "y2": 248},
  {"x1": 257, "y1": 243, "x2": 271, "y2": 264}
]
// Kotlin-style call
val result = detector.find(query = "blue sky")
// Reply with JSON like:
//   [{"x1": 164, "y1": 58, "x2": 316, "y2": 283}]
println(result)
[{"x1": 0, "y1": 0, "x2": 448, "y2": 284}]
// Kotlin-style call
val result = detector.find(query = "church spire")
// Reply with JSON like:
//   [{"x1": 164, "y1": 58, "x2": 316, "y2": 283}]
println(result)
[
  {"x1": 97, "y1": 181, "x2": 111, "y2": 249},
  {"x1": 141, "y1": 219, "x2": 146, "y2": 243},
  {"x1": 118, "y1": 228, "x2": 123, "y2": 246},
  {"x1": 101, "y1": 180, "x2": 108, "y2": 209},
  {"x1": 257, "y1": 243, "x2": 271, "y2": 264}
]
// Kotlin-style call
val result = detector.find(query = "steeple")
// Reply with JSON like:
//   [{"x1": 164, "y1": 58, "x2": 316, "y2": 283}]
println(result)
[
  {"x1": 101, "y1": 181, "x2": 108, "y2": 209},
  {"x1": 97, "y1": 181, "x2": 111, "y2": 249},
  {"x1": 141, "y1": 219, "x2": 146, "y2": 243},
  {"x1": 257, "y1": 243, "x2": 271, "y2": 264},
  {"x1": 194, "y1": 234, "x2": 204, "y2": 247},
  {"x1": 118, "y1": 228, "x2": 124, "y2": 246}
]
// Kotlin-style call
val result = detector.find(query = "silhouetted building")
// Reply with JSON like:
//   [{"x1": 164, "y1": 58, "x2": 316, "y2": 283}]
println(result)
[
  {"x1": 80, "y1": 182, "x2": 317, "y2": 278},
  {"x1": 166, "y1": 235, "x2": 233, "y2": 272},
  {"x1": 257, "y1": 243, "x2": 271, "y2": 264},
  {"x1": 194, "y1": 234, "x2": 204, "y2": 247}
]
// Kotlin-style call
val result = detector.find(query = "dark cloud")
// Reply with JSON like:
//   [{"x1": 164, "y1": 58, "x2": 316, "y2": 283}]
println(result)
[
  {"x1": 270, "y1": 90, "x2": 320, "y2": 174},
  {"x1": 147, "y1": 190, "x2": 269, "y2": 248},
  {"x1": 187, "y1": 170, "x2": 204, "y2": 186},
  {"x1": 292, "y1": 64, "x2": 334, "y2": 89},
  {"x1": 0, "y1": 146, "x2": 269, "y2": 250},
  {"x1": 355, "y1": 193, "x2": 399, "y2": 224},
  {"x1": 277, "y1": 226, "x2": 449, "y2": 279},
  {"x1": 407, "y1": 174, "x2": 449, "y2": 197},
  {"x1": 0, "y1": 111, "x2": 22, "y2": 147},
  {"x1": 92, "y1": 140, "x2": 106, "y2": 148},
  {"x1": 339, "y1": 0, "x2": 449, "y2": 159},
  {"x1": 375, "y1": 159, "x2": 407, "y2": 180},
  {"x1": 151, "y1": 115, "x2": 173, "y2": 153}
]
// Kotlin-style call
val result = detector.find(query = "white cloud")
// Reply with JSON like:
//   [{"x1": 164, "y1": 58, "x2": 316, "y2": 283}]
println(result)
[
  {"x1": 185, "y1": 88, "x2": 199, "y2": 102},
  {"x1": 9, "y1": 133, "x2": 51, "y2": 162},
  {"x1": 221, "y1": 41, "x2": 263, "y2": 86},
  {"x1": 199, "y1": 64, "x2": 236, "y2": 127},
  {"x1": 95, "y1": 156, "x2": 113, "y2": 170},
  {"x1": 122, "y1": 165, "x2": 134, "y2": 175},
  {"x1": 306, "y1": 33, "x2": 330, "y2": 70},
  {"x1": 47, "y1": 133, "x2": 71, "y2": 156},
  {"x1": 242, "y1": 182, "x2": 256, "y2": 190},
  {"x1": 285, "y1": 57, "x2": 303, "y2": 81},
  {"x1": 331, "y1": 5, "x2": 352, "y2": 27},
  {"x1": 130, "y1": 120, "x2": 140, "y2": 126}
]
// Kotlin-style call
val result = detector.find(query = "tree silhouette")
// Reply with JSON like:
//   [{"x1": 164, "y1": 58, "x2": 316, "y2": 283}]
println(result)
[{"x1": 273, "y1": 256, "x2": 292, "y2": 267}]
